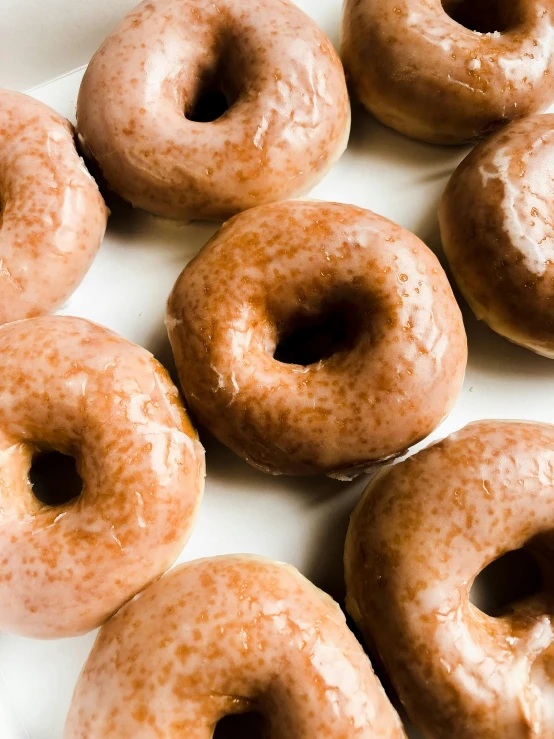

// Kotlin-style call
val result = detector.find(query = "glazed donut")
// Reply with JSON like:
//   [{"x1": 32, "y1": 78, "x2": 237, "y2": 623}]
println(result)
[
  {"x1": 0, "y1": 316, "x2": 204, "y2": 639},
  {"x1": 341, "y1": 0, "x2": 554, "y2": 144},
  {"x1": 167, "y1": 200, "x2": 467, "y2": 477},
  {"x1": 440, "y1": 115, "x2": 554, "y2": 357},
  {"x1": 76, "y1": 0, "x2": 350, "y2": 221},
  {"x1": 345, "y1": 420, "x2": 554, "y2": 738},
  {"x1": 0, "y1": 90, "x2": 107, "y2": 324},
  {"x1": 65, "y1": 554, "x2": 406, "y2": 738}
]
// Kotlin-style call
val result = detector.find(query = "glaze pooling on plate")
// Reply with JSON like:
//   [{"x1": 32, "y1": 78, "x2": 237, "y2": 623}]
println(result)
[
  {"x1": 440, "y1": 114, "x2": 554, "y2": 358},
  {"x1": 167, "y1": 200, "x2": 467, "y2": 476},
  {"x1": 76, "y1": 0, "x2": 350, "y2": 221},
  {"x1": 0, "y1": 89, "x2": 107, "y2": 324},
  {"x1": 341, "y1": 0, "x2": 554, "y2": 144},
  {"x1": 345, "y1": 420, "x2": 554, "y2": 738},
  {"x1": 0, "y1": 316, "x2": 205, "y2": 639},
  {"x1": 65, "y1": 555, "x2": 406, "y2": 738}
]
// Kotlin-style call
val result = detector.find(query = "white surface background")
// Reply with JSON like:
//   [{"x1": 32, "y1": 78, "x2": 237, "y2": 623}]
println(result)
[
  {"x1": 0, "y1": 0, "x2": 138, "y2": 90},
  {"x1": 2, "y1": 0, "x2": 554, "y2": 737}
]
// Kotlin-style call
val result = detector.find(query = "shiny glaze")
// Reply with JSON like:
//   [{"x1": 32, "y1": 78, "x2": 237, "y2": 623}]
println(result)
[
  {"x1": 167, "y1": 201, "x2": 467, "y2": 476},
  {"x1": 0, "y1": 316, "x2": 205, "y2": 639},
  {"x1": 341, "y1": 0, "x2": 554, "y2": 144},
  {"x1": 0, "y1": 90, "x2": 107, "y2": 323},
  {"x1": 76, "y1": 0, "x2": 350, "y2": 221},
  {"x1": 65, "y1": 555, "x2": 406, "y2": 738},
  {"x1": 345, "y1": 420, "x2": 554, "y2": 738},
  {"x1": 440, "y1": 114, "x2": 554, "y2": 357}
]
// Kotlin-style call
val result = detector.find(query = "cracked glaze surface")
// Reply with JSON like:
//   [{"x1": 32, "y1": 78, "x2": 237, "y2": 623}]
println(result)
[
  {"x1": 0, "y1": 316, "x2": 205, "y2": 639},
  {"x1": 65, "y1": 554, "x2": 406, "y2": 738},
  {"x1": 76, "y1": 0, "x2": 350, "y2": 221},
  {"x1": 0, "y1": 90, "x2": 107, "y2": 324},
  {"x1": 167, "y1": 201, "x2": 467, "y2": 476},
  {"x1": 341, "y1": 0, "x2": 554, "y2": 144},
  {"x1": 345, "y1": 420, "x2": 554, "y2": 738},
  {"x1": 440, "y1": 114, "x2": 554, "y2": 358}
]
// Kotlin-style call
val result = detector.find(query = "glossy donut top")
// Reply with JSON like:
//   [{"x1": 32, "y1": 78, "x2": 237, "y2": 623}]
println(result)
[
  {"x1": 440, "y1": 114, "x2": 554, "y2": 357},
  {"x1": 65, "y1": 555, "x2": 406, "y2": 738},
  {"x1": 0, "y1": 90, "x2": 107, "y2": 323},
  {"x1": 345, "y1": 420, "x2": 554, "y2": 738},
  {"x1": 0, "y1": 316, "x2": 205, "y2": 638},
  {"x1": 342, "y1": 0, "x2": 554, "y2": 144},
  {"x1": 167, "y1": 200, "x2": 467, "y2": 476},
  {"x1": 76, "y1": 0, "x2": 350, "y2": 220}
]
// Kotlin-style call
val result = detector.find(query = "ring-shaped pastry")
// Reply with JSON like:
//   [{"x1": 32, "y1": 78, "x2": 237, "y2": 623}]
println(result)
[
  {"x1": 76, "y1": 0, "x2": 350, "y2": 220},
  {"x1": 0, "y1": 90, "x2": 107, "y2": 324},
  {"x1": 440, "y1": 114, "x2": 554, "y2": 357},
  {"x1": 341, "y1": 0, "x2": 554, "y2": 144},
  {"x1": 346, "y1": 420, "x2": 554, "y2": 737},
  {"x1": 167, "y1": 201, "x2": 467, "y2": 476},
  {"x1": 65, "y1": 555, "x2": 406, "y2": 738},
  {"x1": 0, "y1": 316, "x2": 204, "y2": 638}
]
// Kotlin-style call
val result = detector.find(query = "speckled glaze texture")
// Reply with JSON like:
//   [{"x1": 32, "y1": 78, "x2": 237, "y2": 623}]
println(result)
[
  {"x1": 0, "y1": 90, "x2": 107, "y2": 323},
  {"x1": 440, "y1": 115, "x2": 554, "y2": 358},
  {"x1": 0, "y1": 316, "x2": 205, "y2": 639},
  {"x1": 65, "y1": 555, "x2": 406, "y2": 738},
  {"x1": 341, "y1": 0, "x2": 554, "y2": 144},
  {"x1": 76, "y1": 0, "x2": 350, "y2": 221},
  {"x1": 345, "y1": 420, "x2": 554, "y2": 738},
  {"x1": 167, "y1": 200, "x2": 467, "y2": 477}
]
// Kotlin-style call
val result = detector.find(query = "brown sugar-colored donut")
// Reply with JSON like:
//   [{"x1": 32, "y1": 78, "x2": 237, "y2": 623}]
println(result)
[
  {"x1": 0, "y1": 316, "x2": 204, "y2": 639},
  {"x1": 0, "y1": 90, "x2": 107, "y2": 324},
  {"x1": 65, "y1": 555, "x2": 406, "y2": 738},
  {"x1": 342, "y1": 0, "x2": 554, "y2": 144},
  {"x1": 167, "y1": 200, "x2": 467, "y2": 476},
  {"x1": 346, "y1": 420, "x2": 554, "y2": 737},
  {"x1": 440, "y1": 114, "x2": 554, "y2": 357},
  {"x1": 76, "y1": 0, "x2": 350, "y2": 220}
]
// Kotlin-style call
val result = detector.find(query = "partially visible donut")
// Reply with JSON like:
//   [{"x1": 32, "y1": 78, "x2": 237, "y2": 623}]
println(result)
[
  {"x1": 0, "y1": 90, "x2": 107, "y2": 324},
  {"x1": 345, "y1": 420, "x2": 554, "y2": 738},
  {"x1": 167, "y1": 200, "x2": 467, "y2": 477},
  {"x1": 65, "y1": 555, "x2": 406, "y2": 738},
  {"x1": 341, "y1": 0, "x2": 554, "y2": 144},
  {"x1": 76, "y1": 0, "x2": 350, "y2": 221},
  {"x1": 440, "y1": 114, "x2": 554, "y2": 357},
  {"x1": 0, "y1": 316, "x2": 204, "y2": 639}
]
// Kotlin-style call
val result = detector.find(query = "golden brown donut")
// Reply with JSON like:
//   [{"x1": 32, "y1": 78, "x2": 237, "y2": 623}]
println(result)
[
  {"x1": 341, "y1": 0, "x2": 554, "y2": 144},
  {"x1": 65, "y1": 555, "x2": 406, "y2": 738},
  {"x1": 76, "y1": 0, "x2": 350, "y2": 221},
  {"x1": 0, "y1": 316, "x2": 205, "y2": 639},
  {"x1": 345, "y1": 420, "x2": 554, "y2": 738},
  {"x1": 167, "y1": 200, "x2": 467, "y2": 477},
  {"x1": 0, "y1": 89, "x2": 107, "y2": 324},
  {"x1": 440, "y1": 114, "x2": 554, "y2": 357}
]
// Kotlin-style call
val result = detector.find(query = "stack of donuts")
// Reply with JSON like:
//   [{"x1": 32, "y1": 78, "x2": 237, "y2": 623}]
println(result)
[{"x1": 3, "y1": 0, "x2": 554, "y2": 735}]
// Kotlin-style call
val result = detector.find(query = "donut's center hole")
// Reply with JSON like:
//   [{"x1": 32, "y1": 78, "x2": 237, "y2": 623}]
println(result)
[
  {"x1": 470, "y1": 548, "x2": 543, "y2": 616},
  {"x1": 274, "y1": 301, "x2": 363, "y2": 366},
  {"x1": 30, "y1": 451, "x2": 83, "y2": 507},
  {"x1": 441, "y1": 0, "x2": 521, "y2": 33},
  {"x1": 214, "y1": 712, "x2": 267, "y2": 739},
  {"x1": 185, "y1": 48, "x2": 240, "y2": 123},
  {"x1": 187, "y1": 88, "x2": 230, "y2": 123}
]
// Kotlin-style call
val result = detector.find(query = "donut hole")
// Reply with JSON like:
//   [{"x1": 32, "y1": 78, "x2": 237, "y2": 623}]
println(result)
[
  {"x1": 185, "y1": 48, "x2": 241, "y2": 123},
  {"x1": 470, "y1": 548, "x2": 543, "y2": 617},
  {"x1": 441, "y1": 0, "x2": 523, "y2": 33},
  {"x1": 30, "y1": 450, "x2": 83, "y2": 507},
  {"x1": 187, "y1": 88, "x2": 231, "y2": 123},
  {"x1": 213, "y1": 712, "x2": 267, "y2": 738},
  {"x1": 274, "y1": 300, "x2": 364, "y2": 366}
]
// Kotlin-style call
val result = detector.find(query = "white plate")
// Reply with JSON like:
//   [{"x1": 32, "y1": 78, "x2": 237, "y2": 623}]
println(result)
[{"x1": 2, "y1": 2, "x2": 554, "y2": 737}]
